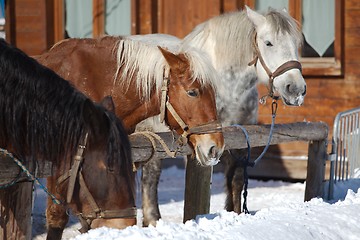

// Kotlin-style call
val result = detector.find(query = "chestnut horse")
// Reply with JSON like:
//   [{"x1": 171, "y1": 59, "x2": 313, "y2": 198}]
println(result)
[
  {"x1": 35, "y1": 36, "x2": 224, "y2": 166},
  {"x1": 0, "y1": 39, "x2": 135, "y2": 240}
]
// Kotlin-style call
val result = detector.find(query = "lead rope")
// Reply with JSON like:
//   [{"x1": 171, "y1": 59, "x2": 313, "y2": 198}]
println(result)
[
  {"x1": 231, "y1": 100, "x2": 278, "y2": 214},
  {"x1": 0, "y1": 148, "x2": 61, "y2": 204}
]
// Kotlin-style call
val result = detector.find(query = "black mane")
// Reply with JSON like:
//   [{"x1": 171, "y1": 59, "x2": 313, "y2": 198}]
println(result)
[{"x1": 0, "y1": 39, "x2": 132, "y2": 178}]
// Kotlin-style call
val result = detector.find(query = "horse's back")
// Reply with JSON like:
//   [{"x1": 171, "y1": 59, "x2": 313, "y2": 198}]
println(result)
[{"x1": 35, "y1": 36, "x2": 122, "y2": 102}]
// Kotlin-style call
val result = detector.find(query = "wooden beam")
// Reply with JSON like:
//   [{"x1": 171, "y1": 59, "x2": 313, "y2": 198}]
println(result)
[
  {"x1": 0, "y1": 121, "x2": 329, "y2": 183},
  {"x1": 130, "y1": 122, "x2": 329, "y2": 163}
]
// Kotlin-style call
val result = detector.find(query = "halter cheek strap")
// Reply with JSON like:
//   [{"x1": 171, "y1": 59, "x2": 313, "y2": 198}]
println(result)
[
  {"x1": 159, "y1": 71, "x2": 222, "y2": 147},
  {"x1": 56, "y1": 132, "x2": 137, "y2": 233},
  {"x1": 248, "y1": 32, "x2": 302, "y2": 103}
]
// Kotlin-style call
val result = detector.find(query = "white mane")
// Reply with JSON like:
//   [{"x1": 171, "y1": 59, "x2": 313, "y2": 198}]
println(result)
[
  {"x1": 116, "y1": 37, "x2": 218, "y2": 101},
  {"x1": 181, "y1": 8, "x2": 303, "y2": 71},
  {"x1": 181, "y1": 11, "x2": 254, "y2": 71}
]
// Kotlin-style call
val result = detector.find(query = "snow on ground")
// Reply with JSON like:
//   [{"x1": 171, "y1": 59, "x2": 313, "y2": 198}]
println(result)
[{"x1": 32, "y1": 164, "x2": 360, "y2": 240}]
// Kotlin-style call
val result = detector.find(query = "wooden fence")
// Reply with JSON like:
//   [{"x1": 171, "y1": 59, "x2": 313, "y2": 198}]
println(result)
[{"x1": 0, "y1": 121, "x2": 328, "y2": 239}]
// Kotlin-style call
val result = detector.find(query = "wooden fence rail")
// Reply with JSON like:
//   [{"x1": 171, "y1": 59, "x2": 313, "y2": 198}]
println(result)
[{"x1": 0, "y1": 122, "x2": 328, "y2": 239}]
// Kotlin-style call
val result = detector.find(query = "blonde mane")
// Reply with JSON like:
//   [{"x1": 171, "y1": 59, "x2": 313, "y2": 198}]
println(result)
[{"x1": 115, "y1": 37, "x2": 218, "y2": 101}]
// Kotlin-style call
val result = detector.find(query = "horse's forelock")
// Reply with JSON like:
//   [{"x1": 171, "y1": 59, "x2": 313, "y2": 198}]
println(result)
[
  {"x1": 265, "y1": 9, "x2": 303, "y2": 47},
  {"x1": 183, "y1": 48, "x2": 218, "y2": 91}
]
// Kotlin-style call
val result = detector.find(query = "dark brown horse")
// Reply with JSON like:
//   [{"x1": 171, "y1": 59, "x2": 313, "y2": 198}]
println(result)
[
  {"x1": 35, "y1": 36, "x2": 224, "y2": 167},
  {"x1": 0, "y1": 39, "x2": 136, "y2": 240}
]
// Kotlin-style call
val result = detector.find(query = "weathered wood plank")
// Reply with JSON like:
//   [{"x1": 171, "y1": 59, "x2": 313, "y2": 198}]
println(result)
[{"x1": 0, "y1": 154, "x2": 52, "y2": 185}]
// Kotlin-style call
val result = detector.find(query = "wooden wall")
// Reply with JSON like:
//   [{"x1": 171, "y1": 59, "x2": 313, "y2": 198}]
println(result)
[
  {"x1": 131, "y1": 0, "x2": 254, "y2": 37},
  {"x1": 5, "y1": 0, "x2": 55, "y2": 55}
]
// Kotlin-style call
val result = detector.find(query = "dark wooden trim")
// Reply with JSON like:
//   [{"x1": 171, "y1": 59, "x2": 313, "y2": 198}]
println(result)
[
  {"x1": 131, "y1": 0, "x2": 139, "y2": 34},
  {"x1": 151, "y1": 0, "x2": 158, "y2": 33},
  {"x1": 46, "y1": 0, "x2": 55, "y2": 47},
  {"x1": 53, "y1": 0, "x2": 65, "y2": 43},
  {"x1": 300, "y1": 0, "x2": 344, "y2": 77},
  {"x1": 243, "y1": 0, "x2": 255, "y2": 9},
  {"x1": 289, "y1": 0, "x2": 302, "y2": 24},
  {"x1": 4, "y1": 0, "x2": 16, "y2": 44},
  {"x1": 93, "y1": 0, "x2": 105, "y2": 37}
]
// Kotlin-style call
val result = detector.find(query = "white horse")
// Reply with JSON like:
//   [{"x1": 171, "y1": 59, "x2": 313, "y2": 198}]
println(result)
[{"x1": 132, "y1": 6, "x2": 306, "y2": 226}]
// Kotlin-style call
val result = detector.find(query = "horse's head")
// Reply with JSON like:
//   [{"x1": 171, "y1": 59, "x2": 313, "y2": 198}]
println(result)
[
  {"x1": 158, "y1": 47, "x2": 225, "y2": 166},
  {"x1": 66, "y1": 97, "x2": 136, "y2": 232},
  {"x1": 246, "y1": 6, "x2": 306, "y2": 106}
]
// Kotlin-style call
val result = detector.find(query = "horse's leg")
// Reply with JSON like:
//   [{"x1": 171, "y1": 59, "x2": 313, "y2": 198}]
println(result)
[
  {"x1": 141, "y1": 158, "x2": 162, "y2": 226},
  {"x1": 222, "y1": 149, "x2": 246, "y2": 214},
  {"x1": 45, "y1": 177, "x2": 68, "y2": 240}
]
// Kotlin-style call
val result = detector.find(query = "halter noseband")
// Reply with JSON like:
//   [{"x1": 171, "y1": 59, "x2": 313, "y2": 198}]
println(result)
[
  {"x1": 159, "y1": 71, "x2": 222, "y2": 146},
  {"x1": 57, "y1": 132, "x2": 137, "y2": 233},
  {"x1": 248, "y1": 32, "x2": 302, "y2": 103}
]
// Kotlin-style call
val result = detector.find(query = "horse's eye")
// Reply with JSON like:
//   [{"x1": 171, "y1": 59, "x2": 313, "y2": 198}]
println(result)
[
  {"x1": 265, "y1": 40, "x2": 273, "y2": 47},
  {"x1": 187, "y1": 89, "x2": 199, "y2": 97}
]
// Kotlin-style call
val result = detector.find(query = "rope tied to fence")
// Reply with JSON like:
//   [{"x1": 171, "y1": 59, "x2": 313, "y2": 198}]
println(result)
[
  {"x1": 130, "y1": 131, "x2": 180, "y2": 170},
  {"x1": 0, "y1": 148, "x2": 61, "y2": 204},
  {"x1": 231, "y1": 100, "x2": 278, "y2": 214}
]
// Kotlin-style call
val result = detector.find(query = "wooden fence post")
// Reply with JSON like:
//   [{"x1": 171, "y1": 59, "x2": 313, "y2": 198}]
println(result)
[
  {"x1": 0, "y1": 182, "x2": 33, "y2": 240},
  {"x1": 183, "y1": 155, "x2": 212, "y2": 222},
  {"x1": 304, "y1": 139, "x2": 327, "y2": 201}
]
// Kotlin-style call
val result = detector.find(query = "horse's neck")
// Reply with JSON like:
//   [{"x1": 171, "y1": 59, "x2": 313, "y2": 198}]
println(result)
[{"x1": 114, "y1": 83, "x2": 161, "y2": 133}]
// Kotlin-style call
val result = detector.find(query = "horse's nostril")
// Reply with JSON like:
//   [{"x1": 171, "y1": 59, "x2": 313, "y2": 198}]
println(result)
[
  {"x1": 302, "y1": 86, "x2": 307, "y2": 96},
  {"x1": 209, "y1": 146, "x2": 217, "y2": 158},
  {"x1": 286, "y1": 84, "x2": 291, "y2": 94}
]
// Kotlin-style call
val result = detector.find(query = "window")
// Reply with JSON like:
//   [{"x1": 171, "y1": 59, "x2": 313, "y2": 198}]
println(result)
[
  {"x1": 0, "y1": 0, "x2": 4, "y2": 39},
  {"x1": 253, "y1": 0, "x2": 343, "y2": 76},
  {"x1": 53, "y1": 0, "x2": 131, "y2": 40}
]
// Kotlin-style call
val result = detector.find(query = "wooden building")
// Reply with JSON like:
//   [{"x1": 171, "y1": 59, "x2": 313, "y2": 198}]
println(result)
[{"x1": 4, "y1": 0, "x2": 360, "y2": 180}]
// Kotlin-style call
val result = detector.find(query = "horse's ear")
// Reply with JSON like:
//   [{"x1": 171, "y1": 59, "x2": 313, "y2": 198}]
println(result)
[
  {"x1": 245, "y1": 5, "x2": 266, "y2": 28},
  {"x1": 100, "y1": 95, "x2": 116, "y2": 113},
  {"x1": 158, "y1": 46, "x2": 186, "y2": 69},
  {"x1": 82, "y1": 99, "x2": 105, "y2": 136}
]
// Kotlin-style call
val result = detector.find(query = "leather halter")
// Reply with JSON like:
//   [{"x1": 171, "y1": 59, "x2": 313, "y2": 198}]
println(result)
[
  {"x1": 57, "y1": 132, "x2": 137, "y2": 233},
  {"x1": 248, "y1": 32, "x2": 302, "y2": 103},
  {"x1": 159, "y1": 72, "x2": 222, "y2": 146}
]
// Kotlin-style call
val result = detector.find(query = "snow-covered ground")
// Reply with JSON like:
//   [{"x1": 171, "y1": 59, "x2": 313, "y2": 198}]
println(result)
[{"x1": 32, "y1": 163, "x2": 360, "y2": 240}]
